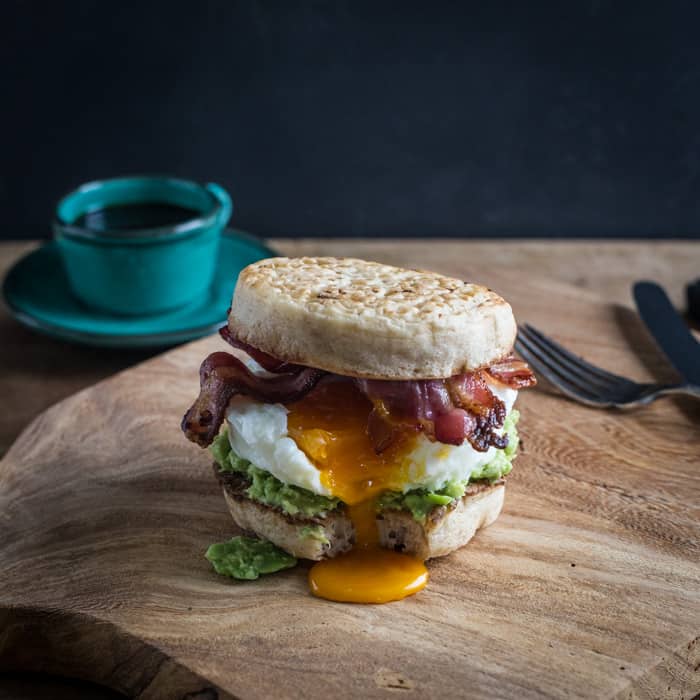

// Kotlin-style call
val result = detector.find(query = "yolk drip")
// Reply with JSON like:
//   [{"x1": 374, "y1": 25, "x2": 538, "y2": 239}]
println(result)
[
  {"x1": 286, "y1": 380, "x2": 428, "y2": 604},
  {"x1": 308, "y1": 548, "x2": 428, "y2": 604}
]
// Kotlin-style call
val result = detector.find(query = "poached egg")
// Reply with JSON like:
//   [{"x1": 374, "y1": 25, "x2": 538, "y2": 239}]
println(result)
[{"x1": 225, "y1": 382, "x2": 517, "y2": 502}]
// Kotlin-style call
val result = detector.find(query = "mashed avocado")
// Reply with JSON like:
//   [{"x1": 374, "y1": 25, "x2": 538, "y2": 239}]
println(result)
[
  {"x1": 205, "y1": 536, "x2": 297, "y2": 580},
  {"x1": 211, "y1": 431, "x2": 341, "y2": 517},
  {"x1": 211, "y1": 410, "x2": 520, "y2": 523}
]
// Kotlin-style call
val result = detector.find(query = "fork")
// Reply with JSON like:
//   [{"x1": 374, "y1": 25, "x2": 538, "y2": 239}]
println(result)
[{"x1": 515, "y1": 324, "x2": 700, "y2": 408}]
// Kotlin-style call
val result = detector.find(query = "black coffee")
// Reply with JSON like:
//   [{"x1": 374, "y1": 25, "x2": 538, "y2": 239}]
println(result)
[{"x1": 73, "y1": 203, "x2": 199, "y2": 231}]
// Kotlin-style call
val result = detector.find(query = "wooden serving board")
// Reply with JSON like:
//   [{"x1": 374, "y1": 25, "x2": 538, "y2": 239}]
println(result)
[{"x1": 1, "y1": 268, "x2": 699, "y2": 700}]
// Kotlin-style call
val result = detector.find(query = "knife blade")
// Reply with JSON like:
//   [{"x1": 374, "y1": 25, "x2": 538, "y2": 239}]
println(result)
[{"x1": 633, "y1": 281, "x2": 700, "y2": 386}]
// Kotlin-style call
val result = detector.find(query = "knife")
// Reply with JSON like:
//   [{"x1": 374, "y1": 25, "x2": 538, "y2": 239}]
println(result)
[{"x1": 633, "y1": 281, "x2": 700, "y2": 386}]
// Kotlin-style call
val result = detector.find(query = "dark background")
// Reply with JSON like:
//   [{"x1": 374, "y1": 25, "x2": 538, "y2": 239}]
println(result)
[{"x1": 3, "y1": 0, "x2": 700, "y2": 239}]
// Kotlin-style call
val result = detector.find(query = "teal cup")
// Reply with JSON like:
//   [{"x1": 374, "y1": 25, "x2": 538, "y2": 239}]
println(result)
[{"x1": 53, "y1": 176, "x2": 233, "y2": 316}]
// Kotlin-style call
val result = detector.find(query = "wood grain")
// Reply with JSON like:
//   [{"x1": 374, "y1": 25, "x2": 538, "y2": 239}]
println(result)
[{"x1": 1, "y1": 244, "x2": 699, "y2": 699}]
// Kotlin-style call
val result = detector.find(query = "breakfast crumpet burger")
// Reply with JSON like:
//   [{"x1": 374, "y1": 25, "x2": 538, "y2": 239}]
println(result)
[{"x1": 182, "y1": 257, "x2": 536, "y2": 603}]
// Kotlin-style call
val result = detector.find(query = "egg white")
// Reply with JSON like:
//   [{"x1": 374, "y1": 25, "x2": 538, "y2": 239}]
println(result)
[{"x1": 225, "y1": 383, "x2": 517, "y2": 498}]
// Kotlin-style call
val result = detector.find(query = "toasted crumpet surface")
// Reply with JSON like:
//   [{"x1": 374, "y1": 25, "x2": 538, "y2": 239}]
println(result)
[{"x1": 229, "y1": 257, "x2": 516, "y2": 378}]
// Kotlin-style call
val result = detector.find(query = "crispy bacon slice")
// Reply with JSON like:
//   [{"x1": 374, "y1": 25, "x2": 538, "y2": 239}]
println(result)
[
  {"x1": 357, "y1": 379, "x2": 447, "y2": 453},
  {"x1": 445, "y1": 372, "x2": 507, "y2": 450},
  {"x1": 485, "y1": 356, "x2": 537, "y2": 389},
  {"x1": 181, "y1": 352, "x2": 324, "y2": 447},
  {"x1": 358, "y1": 372, "x2": 506, "y2": 453},
  {"x1": 182, "y1": 330, "x2": 535, "y2": 452},
  {"x1": 433, "y1": 408, "x2": 478, "y2": 446}
]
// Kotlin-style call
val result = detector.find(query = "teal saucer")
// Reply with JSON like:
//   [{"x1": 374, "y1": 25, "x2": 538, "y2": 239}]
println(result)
[{"x1": 2, "y1": 229, "x2": 276, "y2": 348}]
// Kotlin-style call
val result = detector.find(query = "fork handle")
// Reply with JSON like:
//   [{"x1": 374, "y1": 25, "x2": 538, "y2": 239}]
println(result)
[{"x1": 656, "y1": 384, "x2": 700, "y2": 401}]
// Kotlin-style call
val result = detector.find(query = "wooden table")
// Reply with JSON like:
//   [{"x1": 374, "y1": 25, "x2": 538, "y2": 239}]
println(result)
[{"x1": 1, "y1": 239, "x2": 698, "y2": 700}]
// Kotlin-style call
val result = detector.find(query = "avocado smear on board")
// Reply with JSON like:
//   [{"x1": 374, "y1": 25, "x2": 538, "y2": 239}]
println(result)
[
  {"x1": 210, "y1": 410, "x2": 519, "y2": 522},
  {"x1": 205, "y1": 536, "x2": 297, "y2": 580}
]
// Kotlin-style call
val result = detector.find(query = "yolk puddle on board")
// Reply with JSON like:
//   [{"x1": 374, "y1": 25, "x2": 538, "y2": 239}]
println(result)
[{"x1": 286, "y1": 380, "x2": 429, "y2": 604}]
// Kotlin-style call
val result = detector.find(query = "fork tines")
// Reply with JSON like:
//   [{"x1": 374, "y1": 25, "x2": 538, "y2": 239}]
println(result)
[{"x1": 515, "y1": 324, "x2": 637, "y2": 407}]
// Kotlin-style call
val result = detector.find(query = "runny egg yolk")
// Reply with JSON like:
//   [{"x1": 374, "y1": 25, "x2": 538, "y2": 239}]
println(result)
[{"x1": 286, "y1": 380, "x2": 428, "y2": 603}]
